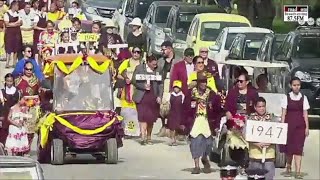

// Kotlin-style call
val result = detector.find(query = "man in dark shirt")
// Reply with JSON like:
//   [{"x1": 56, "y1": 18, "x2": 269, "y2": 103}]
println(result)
[{"x1": 156, "y1": 41, "x2": 176, "y2": 137}]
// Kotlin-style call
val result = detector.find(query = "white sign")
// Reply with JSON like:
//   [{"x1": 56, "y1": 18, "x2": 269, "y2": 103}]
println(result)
[
  {"x1": 283, "y1": 5, "x2": 308, "y2": 22},
  {"x1": 108, "y1": 44, "x2": 128, "y2": 54},
  {"x1": 244, "y1": 120, "x2": 288, "y2": 145},
  {"x1": 135, "y1": 74, "x2": 162, "y2": 81}
]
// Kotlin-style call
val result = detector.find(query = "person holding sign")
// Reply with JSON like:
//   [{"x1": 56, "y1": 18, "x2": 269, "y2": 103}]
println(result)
[
  {"x1": 247, "y1": 97, "x2": 276, "y2": 180},
  {"x1": 131, "y1": 55, "x2": 163, "y2": 145},
  {"x1": 188, "y1": 72, "x2": 222, "y2": 174},
  {"x1": 280, "y1": 77, "x2": 310, "y2": 179}
]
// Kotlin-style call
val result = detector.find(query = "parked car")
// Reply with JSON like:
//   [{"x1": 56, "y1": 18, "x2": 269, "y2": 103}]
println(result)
[
  {"x1": 208, "y1": 27, "x2": 272, "y2": 75},
  {"x1": 113, "y1": 0, "x2": 179, "y2": 40},
  {"x1": 0, "y1": 156, "x2": 44, "y2": 180},
  {"x1": 227, "y1": 33, "x2": 269, "y2": 61},
  {"x1": 272, "y1": 25, "x2": 320, "y2": 114},
  {"x1": 163, "y1": 4, "x2": 225, "y2": 58},
  {"x1": 186, "y1": 13, "x2": 251, "y2": 55},
  {"x1": 79, "y1": 0, "x2": 119, "y2": 21},
  {"x1": 143, "y1": 1, "x2": 187, "y2": 56}
]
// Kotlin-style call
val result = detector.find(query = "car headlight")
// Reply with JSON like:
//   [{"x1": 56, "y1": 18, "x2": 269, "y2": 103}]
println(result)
[
  {"x1": 85, "y1": 7, "x2": 98, "y2": 15},
  {"x1": 295, "y1": 71, "x2": 312, "y2": 82},
  {"x1": 173, "y1": 43, "x2": 187, "y2": 49}
]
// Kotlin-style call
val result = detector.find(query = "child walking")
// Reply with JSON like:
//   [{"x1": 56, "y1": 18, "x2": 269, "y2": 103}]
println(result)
[
  {"x1": 5, "y1": 98, "x2": 30, "y2": 156},
  {"x1": 167, "y1": 80, "x2": 184, "y2": 146},
  {"x1": 248, "y1": 97, "x2": 276, "y2": 180},
  {"x1": 0, "y1": 73, "x2": 20, "y2": 144}
]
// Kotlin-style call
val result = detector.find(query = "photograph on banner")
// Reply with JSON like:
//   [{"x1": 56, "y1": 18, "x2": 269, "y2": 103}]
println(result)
[{"x1": 244, "y1": 120, "x2": 288, "y2": 145}]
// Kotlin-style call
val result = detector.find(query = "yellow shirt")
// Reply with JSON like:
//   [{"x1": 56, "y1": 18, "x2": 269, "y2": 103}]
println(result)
[
  {"x1": 188, "y1": 72, "x2": 217, "y2": 93},
  {"x1": 248, "y1": 113, "x2": 276, "y2": 160},
  {"x1": 0, "y1": 5, "x2": 8, "y2": 20},
  {"x1": 47, "y1": 11, "x2": 66, "y2": 22},
  {"x1": 118, "y1": 59, "x2": 140, "y2": 108}
]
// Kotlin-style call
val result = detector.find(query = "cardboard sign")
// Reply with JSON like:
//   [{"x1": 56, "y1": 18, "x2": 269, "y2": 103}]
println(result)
[
  {"x1": 135, "y1": 74, "x2": 162, "y2": 81},
  {"x1": 244, "y1": 120, "x2": 288, "y2": 145},
  {"x1": 77, "y1": 33, "x2": 100, "y2": 42}
]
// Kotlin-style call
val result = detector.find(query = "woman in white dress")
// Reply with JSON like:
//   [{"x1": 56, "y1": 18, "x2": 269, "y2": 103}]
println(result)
[{"x1": 5, "y1": 97, "x2": 29, "y2": 156}]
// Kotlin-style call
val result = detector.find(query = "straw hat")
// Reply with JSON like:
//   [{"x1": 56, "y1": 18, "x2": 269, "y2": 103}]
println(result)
[
  {"x1": 58, "y1": 19, "x2": 72, "y2": 30},
  {"x1": 129, "y1": 17, "x2": 142, "y2": 26}
]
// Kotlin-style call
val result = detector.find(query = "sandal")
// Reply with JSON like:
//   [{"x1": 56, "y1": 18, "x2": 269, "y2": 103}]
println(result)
[
  {"x1": 281, "y1": 168, "x2": 292, "y2": 177},
  {"x1": 140, "y1": 139, "x2": 147, "y2": 146},
  {"x1": 295, "y1": 173, "x2": 303, "y2": 179},
  {"x1": 147, "y1": 140, "x2": 153, "y2": 145},
  {"x1": 201, "y1": 159, "x2": 211, "y2": 174},
  {"x1": 169, "y1": 142, "x2": 178, "y2": 146},
  {"x1": 191, "y1": 167, "x2": 201, "y2": 174}
]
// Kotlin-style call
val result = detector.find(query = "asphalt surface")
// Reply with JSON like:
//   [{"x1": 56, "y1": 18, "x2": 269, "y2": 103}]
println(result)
[{"x1": 0, "y1": 61, "x2": 319, "y2": 179}]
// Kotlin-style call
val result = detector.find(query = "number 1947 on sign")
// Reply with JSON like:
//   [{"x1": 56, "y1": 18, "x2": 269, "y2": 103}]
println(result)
[{"x1": 244, "y1": 120, "x2": 288, "y2": 145}]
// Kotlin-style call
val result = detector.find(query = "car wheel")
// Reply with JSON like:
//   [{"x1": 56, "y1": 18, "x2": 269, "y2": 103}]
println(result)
[
  {"x1": 105, "y1": 138, "x2": 118, "y2": 164},
  {"x1": 51, "y1": 138, "x2": 65, "y2": 165},
  {"x1": 275, "y1": 145, "x2": 286, "y2": 168}
]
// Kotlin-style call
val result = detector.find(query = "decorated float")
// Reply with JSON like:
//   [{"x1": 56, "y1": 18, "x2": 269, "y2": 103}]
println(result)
[{"x1": 37, "y1": 54, "x2": 124, "y2": 165}]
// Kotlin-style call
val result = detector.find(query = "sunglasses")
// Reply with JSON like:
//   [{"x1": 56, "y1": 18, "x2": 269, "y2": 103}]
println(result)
[
  {"x1": 25, "y1": 50, "x2": 32, "y2": 53},
  {"x1": 24, "y1": 68, "x2": 33, "y2": 71},
  {"x1": 200, "y1": 50, "x2": 208, "y2": 53},
  {"x1": 133, "y1": 51, "x2": 141, "y2": 54},
  {"x1": 197, "y1": 61, "x2": 204, "y2": 64},
  {"x1": 236, "y1": 79, "x2": 246, "y2": 83}
]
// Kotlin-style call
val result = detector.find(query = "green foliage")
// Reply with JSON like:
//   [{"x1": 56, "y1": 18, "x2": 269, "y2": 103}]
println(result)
[{"x1": 272, "y1": 18, "x2": 296, "y2": 33}]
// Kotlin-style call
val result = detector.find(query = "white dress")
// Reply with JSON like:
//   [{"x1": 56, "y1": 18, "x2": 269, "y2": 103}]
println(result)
[{"x1": 5, "y1": 111, "x2": 29, "y2": 153}]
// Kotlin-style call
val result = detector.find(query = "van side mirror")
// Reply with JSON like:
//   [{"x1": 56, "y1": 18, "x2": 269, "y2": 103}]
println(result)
[
  {"x1": 209, "y1": 45, "x2": 219, "y2": 52},
  {"x1": 192, "y1": 36, "x2": 196, "y2": 43},
  {"x1": 274, "y1": 52, "x2": 288, "y2": 61},
  {"x1": 163, "y1": 28, "x2": 171, "y2": 34},
  {"x1": 227, "y1": 53, "x2": 238, "y2": 60}
]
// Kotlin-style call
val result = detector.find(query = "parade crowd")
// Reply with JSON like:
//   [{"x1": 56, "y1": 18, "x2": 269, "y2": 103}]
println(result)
[{"x1": 0, "y1": 0, "x2": 311, "y2": 180}]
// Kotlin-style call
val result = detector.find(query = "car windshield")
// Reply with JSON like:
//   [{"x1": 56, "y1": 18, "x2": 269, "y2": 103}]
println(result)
[
  {"x1": 225, "y1": 33, "x2": 267, "y2": 50},
  {"x1": 0, "y1": 167, "x2": 38, "y2": 179},
  {"x1": 243, "y1": 40, "x2": 263, "y2": 59},
  {"x1": 136, "y1": 1, "x2": 152, "y2": 19},
  {"x1": 200, "y1": 22, "x2": 249, "y2": 41},
  {"x1": 155, "y1": 6, "x2": 172, "y2": 24},
  {"x1": 176, "y1": 13, "x2": 195, "y2": 34},
  {"x1": 294, "y1": 37, "x2": 320, "y2": 58},
  {"x1": 53, "y1": 65, "x2": 113, "y2": 111}
]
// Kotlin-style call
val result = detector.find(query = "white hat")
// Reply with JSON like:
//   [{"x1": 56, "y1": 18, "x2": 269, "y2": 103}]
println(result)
[
  {"x1": 129, "y1": 17, "x2": 142, "y2": 26},
  {"x1": 102, "y1": 18, "x2": 116, "y2": 28}
]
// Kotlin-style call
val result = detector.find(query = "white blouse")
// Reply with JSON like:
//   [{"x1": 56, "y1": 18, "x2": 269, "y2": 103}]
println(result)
[
  {"x1": 280, "y1": 92, "x2": 310, "y2": 111},
  {"x1": 3, "y1": 10, "x2": 21, "y2": 22}
]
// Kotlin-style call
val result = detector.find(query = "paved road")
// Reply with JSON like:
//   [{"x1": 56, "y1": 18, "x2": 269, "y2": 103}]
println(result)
[
  {"x1": 33, "y1": 122, "x2": 319, "y2": 179},
  {"x1": 1, "y1": 61, "x2": 319, "y2": 179}
]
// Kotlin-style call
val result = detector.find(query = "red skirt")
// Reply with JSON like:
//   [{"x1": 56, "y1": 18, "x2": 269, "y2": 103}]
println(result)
[{"x1": 136, "y1": 88, "x2": 159, "y2": 123}]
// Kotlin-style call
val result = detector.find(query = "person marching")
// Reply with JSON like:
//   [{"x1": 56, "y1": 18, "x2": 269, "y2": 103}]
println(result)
[
  {"x1": 167, "y1": 80, "x2": 184, "y2": 146},
  {"x1": 5, "y1": 97, "x2": 30, "y2": 156},
  {"x1": 32, "y1": 3, "x2": 46, "y2": 60},
  {"x1": 0, "y1": 73, "x2": 20, "y2": 145},
  {"x1": 280, "y1": 77, "x2": 309, "y2": 179},
  {"x1": 189, "y1": 72, "x2": 221, "y2": 174},
  {"x1": 248, "y1": 97, "x2": 276, "y2": 180},
  {"x1": 19, "y1": 2, "x2": 35, "y2": 45},
  {"x1": 126, "y1": 17, "x2": 147, "y2": 60},
  {"x1": 117, "y1": 46, "x2": 142, "y2": 138},
  {"x1": 0, "y1": 0, "x2": 8, "y2": 61},
  {"x1": 4, "y1": 1, "x2": 23, "y2": 68},
  {"x1": 132, "y1": 55, "x2": 163, "y2": 145}
]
